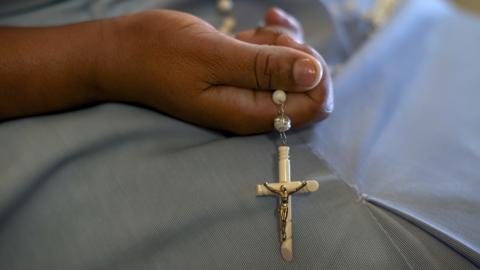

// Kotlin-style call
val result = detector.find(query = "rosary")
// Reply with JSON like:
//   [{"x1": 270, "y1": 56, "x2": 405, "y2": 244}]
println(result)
[
  {"x1": 215, "y1": 0, "x2": 320, "y2": 262},
  {"x1": 255, "y1": 90, "x2": 319, "y2": 262}
]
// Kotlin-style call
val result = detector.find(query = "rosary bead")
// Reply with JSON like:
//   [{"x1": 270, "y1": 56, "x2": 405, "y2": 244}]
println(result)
[
  {"x1": 217, "y1": 0, "x2": 233, "y2": 13},
  {"x1": 219, "y1": 16, "x2": 236, "y2": 34},
  {"x1": 274, "y1": 115, "x2": 291, "y2": 132},
  {"x1": 272, "y1": 90, "x2": 287, "y2": 105}
]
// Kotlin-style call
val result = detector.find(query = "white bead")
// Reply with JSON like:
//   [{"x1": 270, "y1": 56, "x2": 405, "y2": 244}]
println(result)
[
  {"x1": 272, "y1": 90, "x2": 287, "y2": 105},
  {"x1": 217, "y1": 0, "x2": 233, "y2": 13},
  {"x1": 219, "y1": 16, "x2": 236, "y2": 34},
  {"x1": 274, "y1": 115, "x2": 291, "y2": 132}
]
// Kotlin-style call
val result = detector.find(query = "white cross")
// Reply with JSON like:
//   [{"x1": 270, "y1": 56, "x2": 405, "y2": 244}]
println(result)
[{"x1": 256, "y1": 145, "x2": 319, "y2": 261}]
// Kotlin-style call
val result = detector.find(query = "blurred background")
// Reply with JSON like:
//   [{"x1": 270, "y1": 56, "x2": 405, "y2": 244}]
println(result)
[{"x1": 453, "y1": 0, "x2": 480, "y2": 14}]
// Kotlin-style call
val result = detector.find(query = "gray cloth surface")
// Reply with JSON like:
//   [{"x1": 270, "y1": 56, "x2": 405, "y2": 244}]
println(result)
[
  {"x1": 0, "y1": 104, "x2": 475, "y2": 269},
  {"x1": 0, "y1": 0, "x2": 478, "y2": 269},
  {"x1": 0, "y1": 0, "x2": 347, "y2": 65}
]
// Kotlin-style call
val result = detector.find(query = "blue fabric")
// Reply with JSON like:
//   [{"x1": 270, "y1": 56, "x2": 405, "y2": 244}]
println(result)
[{"x1": 305, "y1": 0, "x2": 480, "y2": 264}]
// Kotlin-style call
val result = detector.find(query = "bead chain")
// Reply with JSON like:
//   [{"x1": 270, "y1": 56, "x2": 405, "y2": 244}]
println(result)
[
  {"x1": 216, "y1": 2, "x2": 291, "y2": 143},
  {"x1": 272, "y1": 90, "x2": 291, "y2": 146},
  {"x1": 216, "y1": 0, "x2": 236, "y2": 34},
  {"x1": 278, "y1": 104, "x2": 288, "y2": 145}
]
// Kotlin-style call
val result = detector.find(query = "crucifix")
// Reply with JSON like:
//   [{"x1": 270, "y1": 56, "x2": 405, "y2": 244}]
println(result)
[{"x1": 256, "y1": 90, "x2": 319, "y2": 262}]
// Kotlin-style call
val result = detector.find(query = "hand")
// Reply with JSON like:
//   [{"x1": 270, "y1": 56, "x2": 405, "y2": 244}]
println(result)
[
  {"x1": 242, "y1": 7, "x2": 305, "y2": 43},
  {"x1": 236, "y1": 7, "x2": 334, "y2": 131},
  {"x1": 0, "y1": 9, "x2": 332, "y2": 135},
  {"x1": 98, "y1": 10, "x2": 331, "y2": 134}
]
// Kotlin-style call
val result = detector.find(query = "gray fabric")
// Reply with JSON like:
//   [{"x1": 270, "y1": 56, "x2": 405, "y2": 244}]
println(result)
[
  {"x1": 366, "y1": 203, "x2": 476, "y2": 270},
  {"x1": 0, "y1": 0, "x2": 61, "y2": 16},
  {"x1": 0, "y1": 104, "x2": 475, "y2": 269},
  {"x1": 0, "y1": 0, "x2": 346, "y2": 65}
]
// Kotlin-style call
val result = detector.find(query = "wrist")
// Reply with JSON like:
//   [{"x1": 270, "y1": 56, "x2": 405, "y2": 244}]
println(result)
[{"x1": 91, "y1": 11, "x2": 160, "y2": 104}]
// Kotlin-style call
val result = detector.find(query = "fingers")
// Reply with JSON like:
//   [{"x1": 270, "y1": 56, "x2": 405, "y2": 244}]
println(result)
[
  {"x1": 275, "y1": 35, "x2": 333, "y2": 110},
  {"x1": 264, "y1": 7, "x2": 303, "y2": 42},
  {"x1": 235, "y1": 28, "x2": 286, "y2": 45},
  {"x1": 235, "y1": 8, "x2": 303, "y2": 45},
  {"x1": 233, "y1": 30, "x2": 332, "y2": 109},
  {"x1": 235, "y1": 28, "x2": 332, "y2": 109},
  {"x1": 199, "y1": 34, "x2": 332, "y2": 134},
  {"x1": 197, "y1": 83, "x2": 329, "y2": 134},
  {"x1": 198, "y1": 37, "x2": 332, "y2": 134},
  {"x1": 207, "y1": 35, "x2": 323, "y2": 93},
  {"x1": 196, "y1": 85, "x2": 277, "y2": 134},
  {"x1": 275, "y1": 38, "x2": 333, "y2": 126},
  {"x1": 193, "y1": 9, "x2": 331, "y2": 134}
]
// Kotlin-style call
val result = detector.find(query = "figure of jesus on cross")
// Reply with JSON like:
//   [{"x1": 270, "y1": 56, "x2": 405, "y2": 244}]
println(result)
[
  {"x1": 256, "y1": 145, "x2": 319, "y2": 261},
  {"x1": 262, "y1": 181, "x2": 307, "y2": 242}
]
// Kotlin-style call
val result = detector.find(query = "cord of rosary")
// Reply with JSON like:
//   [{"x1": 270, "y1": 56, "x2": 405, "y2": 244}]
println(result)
[
  {"x1": 273, "y1": 90, "x2": 291, "y2": 145},
  {"x1": 278, "y1": 104, "x2": 288, "y2": 146},
  {"x1": 216, "y1": 0, "x2": 236, "y2": 34}
]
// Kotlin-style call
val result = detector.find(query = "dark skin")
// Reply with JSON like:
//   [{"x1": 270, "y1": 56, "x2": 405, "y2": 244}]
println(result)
[{"x1": 0, "y1": 7, "x2": 333, "y2": 135}]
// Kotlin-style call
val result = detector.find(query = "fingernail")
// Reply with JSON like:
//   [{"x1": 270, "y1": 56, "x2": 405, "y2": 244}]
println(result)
[
  {"x1": 272, "y1": 7, "x2": 288, "y2": 19},
  {"x1": 324, "y1": 90, "x2": 334, "y2": 113},
  {"x1": 273, "y1": 7, "x2": 285, "y2": 15},
  {"x1": 293, "y1": 58, "x2": 322, "y2": 89}
]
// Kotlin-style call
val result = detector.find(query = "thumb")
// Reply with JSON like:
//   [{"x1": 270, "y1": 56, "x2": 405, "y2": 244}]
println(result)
[{"x1": 208, "y1": 34, "x2": 323, "y2": 92}]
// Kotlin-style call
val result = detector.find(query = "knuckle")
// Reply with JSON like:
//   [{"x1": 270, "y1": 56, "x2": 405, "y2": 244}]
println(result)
[
  {"x1": 134, "y1": 10, "x2": 215, "y2": 39},
  {"x1": 256, "y1": 27, "x2": 284, "y2": 39},
  {"x1": 303, "y1": 45, "x2": 319, "y2": 57},
  {"x1": 294, "y1": 44, "x2": 322, "y2": 61},
  {"x1": 264, "y1": 27, "x2": 296, "y2": 42},
  {"x1": 254, "y1": 48, "x2": 276, "y2": 90}
]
